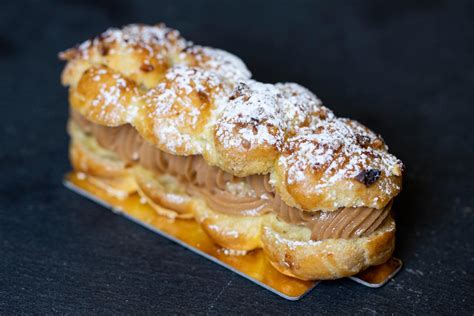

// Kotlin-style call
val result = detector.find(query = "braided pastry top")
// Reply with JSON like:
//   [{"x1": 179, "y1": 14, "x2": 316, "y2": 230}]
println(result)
[{"x1": 60, "y1": 24, "x2": 403, "y2": 212}]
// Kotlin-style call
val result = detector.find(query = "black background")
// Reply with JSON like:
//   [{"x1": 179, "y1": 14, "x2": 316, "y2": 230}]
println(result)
[{"x1": 1, "y1": 0, "x2": 473, "y2": 314}]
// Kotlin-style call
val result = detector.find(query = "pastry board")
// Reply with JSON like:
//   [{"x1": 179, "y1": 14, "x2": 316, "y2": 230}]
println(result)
[{"x1": 64, "y1": 172, "x2": 402, "y2": 300}]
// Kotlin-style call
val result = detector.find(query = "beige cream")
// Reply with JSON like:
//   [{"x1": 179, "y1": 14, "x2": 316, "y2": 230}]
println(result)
[{"x1": 71, "y1": 111, "x2": 390, "y2": 241}]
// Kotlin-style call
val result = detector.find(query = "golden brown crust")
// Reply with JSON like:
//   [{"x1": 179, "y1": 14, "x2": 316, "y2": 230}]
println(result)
[
  {"x1": 261, "y1": 215, "x2": 395, "y2": 280},
  {"x1": 68, "y1": 66, "x2": 139, "y2": 128},
  {"x1": 62, "y1": 25, "x2": 404, "y2": 280},
  {"x1": 133, "y1": 166, "x2": 194, "y2": 219},
  {"x1": 68, "y1": 123, "x2": 137, "y2": 198},
  {"x1": 68, "y1": 118, "x2": 396, "y2": 279},
  {"x1": 60, "y1": 24, "x2": 185, "y2": 89},
  {"x1": 192, "y1": 199, "x2": 267, "y2": 251},
  {"x1": 60, "y1": 24, "x2": 403, "y2": 212}
]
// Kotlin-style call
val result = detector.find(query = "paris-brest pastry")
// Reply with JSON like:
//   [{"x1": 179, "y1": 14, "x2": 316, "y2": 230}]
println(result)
[{"x1": 60, "y1": 24, "x2": 404, "y2": 280}]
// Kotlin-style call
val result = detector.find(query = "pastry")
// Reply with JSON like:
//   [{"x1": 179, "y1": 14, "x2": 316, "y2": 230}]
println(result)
[{"x1": 60, "y1": 24, "x2": 404, "y2": 280}]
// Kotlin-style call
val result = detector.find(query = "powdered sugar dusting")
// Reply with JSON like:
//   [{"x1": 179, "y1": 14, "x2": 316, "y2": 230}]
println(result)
[
  {"x1": 216, "y1": 81, "x2": 285, "y2": 150},
  {"x1": 86, "y1": 68, "x2": 138, "y2": 124},
  {"x1": 275, "y1": 83, "x2": 332, "y2": 131},
  {"x1": 281, "y1": 116, "x2": 402, "y2": 194},
  {"x1": 191, "y1": 46, "x2": 251, "y2": 84},
  {"x1": 64, "y1": 24, "x2": 186, "y2": 60},
  {"x1": 154, "y1": 122, "x2": 201, "y2": 152},
  {"x1": 141, "y1": 65, "x2": 223, "y2": 153},
  {"x1": 62, "y1": 23, "x2": 404, "y2": 207},
  {"x1": 163, "y1": 64, "x2": 221, "y2": 95},
  {"x1": 215, "y1": 81, "x2": 333, "y2": 151}
]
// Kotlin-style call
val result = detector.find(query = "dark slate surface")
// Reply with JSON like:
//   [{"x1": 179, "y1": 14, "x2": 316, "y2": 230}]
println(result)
[{"x1": 1, "y1": 0, "x2": 473, "y2": 314}]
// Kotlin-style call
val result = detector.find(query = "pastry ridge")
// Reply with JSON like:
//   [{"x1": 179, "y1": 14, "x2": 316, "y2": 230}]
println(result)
[{"x1": 60, "y1": 24, "x2": 403, "y2": 212}]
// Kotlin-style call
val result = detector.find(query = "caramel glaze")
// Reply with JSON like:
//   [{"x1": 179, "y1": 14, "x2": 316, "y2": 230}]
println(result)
[{"x1": 71, "y1": 111, "x2": 391, "y2": 241}]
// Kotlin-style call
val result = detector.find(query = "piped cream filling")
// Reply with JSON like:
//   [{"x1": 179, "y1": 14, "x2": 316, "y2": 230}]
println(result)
[{"x1": 70, "y1": 111, "x2": 391, "y2": 240}]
